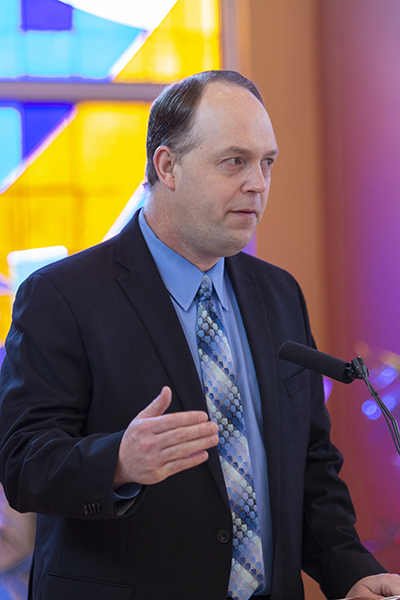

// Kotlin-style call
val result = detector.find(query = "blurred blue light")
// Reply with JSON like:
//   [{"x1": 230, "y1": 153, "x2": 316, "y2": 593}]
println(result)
[
  {"x1": 369, "y1": 363, "x2": 398, "y2": 389},
  {"x1": 362, "y1": 399, "x2": 380, "y2": 420},
  {"x1": 382, "y1": 394, "x2": 397, "y2": 411}
]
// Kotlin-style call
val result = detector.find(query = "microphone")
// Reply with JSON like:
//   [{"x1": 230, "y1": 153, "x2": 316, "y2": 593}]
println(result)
[
  {"x1": 278, "y1": 340, "x2": 361, "y2": 384},
  {"x1": 278, "y1": 340, "x2": 400, "y2": 456}
]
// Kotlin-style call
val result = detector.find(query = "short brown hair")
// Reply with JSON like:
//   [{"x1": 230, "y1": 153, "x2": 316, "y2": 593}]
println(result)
[{"x1": 145, "y1": 70, "x2": 264, "y2": 188}]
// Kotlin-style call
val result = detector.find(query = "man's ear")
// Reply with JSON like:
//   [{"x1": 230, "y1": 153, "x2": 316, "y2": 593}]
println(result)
[{"x1": 152, "y1": 146, "x2": 177, "y2": 191}]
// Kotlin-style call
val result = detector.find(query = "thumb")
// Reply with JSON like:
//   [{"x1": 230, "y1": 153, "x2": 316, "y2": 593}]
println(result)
[{"x1": 137, "y1": 386, "x2": 172, "y2": 419}]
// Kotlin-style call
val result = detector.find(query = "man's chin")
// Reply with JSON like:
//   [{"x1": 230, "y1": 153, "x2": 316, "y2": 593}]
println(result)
[{"x1": 221, "y1": 237, "x2": 256, "y2": 258}]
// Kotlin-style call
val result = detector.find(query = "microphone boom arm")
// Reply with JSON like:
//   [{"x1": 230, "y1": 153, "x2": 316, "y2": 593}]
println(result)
[{"x1": 351, "y1": 356, "x2": 400, "y2": 456}]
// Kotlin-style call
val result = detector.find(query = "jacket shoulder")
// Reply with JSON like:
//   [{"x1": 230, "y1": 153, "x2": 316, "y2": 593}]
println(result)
[{"x1": 229, "y1": 251, "x2": 301, "y2": 291}]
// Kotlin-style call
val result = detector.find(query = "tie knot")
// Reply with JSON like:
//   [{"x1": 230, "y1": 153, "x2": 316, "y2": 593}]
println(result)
[{"x1": 197, "y1": 274, "x2": 212, "y2": 302}]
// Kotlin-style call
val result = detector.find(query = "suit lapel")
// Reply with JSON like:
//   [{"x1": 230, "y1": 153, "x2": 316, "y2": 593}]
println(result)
[
  {"x1": 115, "y1": 213, "x2": 229, "y2": 503},
  {"x1": 226, "y1": 255, "x2": 282, "y2": 542}
]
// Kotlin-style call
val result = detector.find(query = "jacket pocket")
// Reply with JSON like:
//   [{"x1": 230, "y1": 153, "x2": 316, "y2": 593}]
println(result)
[
  {"x1": 44, "y1": 573, "x2": 135, "y2": 600},
  {"x1": 284, "y1": 367, "x2": 309, "y2": 398}
]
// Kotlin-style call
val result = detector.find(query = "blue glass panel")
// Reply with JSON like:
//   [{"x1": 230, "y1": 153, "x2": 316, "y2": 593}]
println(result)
[
  {"x1": 72, "y1": 9, "x2": 141, "y2": 78},
  {"x1": 21, "y1": 0, "x2": 73, "y2": 31},
  {"x1": 0, "y1": 0, "x2": 19, "y2": 28},
  {"x1": 25, "y1": 31, "x2": 72, "y2": 77},
  {"x1": 0, "y1": 2, "x2": 142, "y2": 80},
  {"x1": 0, "y1": 34, "x2": 24, "y2": 78},
  {"x1": 0, "y1": 106, "x2": 21, "y2": 189},
  {"x1": 22, "y1": 103, "x2": 73, "y2": 157}
]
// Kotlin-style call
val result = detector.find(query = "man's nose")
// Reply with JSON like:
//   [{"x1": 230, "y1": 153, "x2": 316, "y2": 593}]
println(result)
[{"x1": 242, "y1": 165, "x2": 268, "y2": 194}]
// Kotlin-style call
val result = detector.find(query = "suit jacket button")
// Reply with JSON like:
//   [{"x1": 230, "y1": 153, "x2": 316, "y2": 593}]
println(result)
[{"x1": 217, "y1": 529, "x2": 230, "y2": 544}]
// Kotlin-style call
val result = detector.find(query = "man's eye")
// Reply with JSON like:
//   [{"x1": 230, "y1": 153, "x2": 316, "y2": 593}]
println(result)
[
  {"x1": 226, "y1": 157, "x2": 241, "y2": 165},
  {"x1": 263, "y1": 158, "x2": 274, "y2": 167}
]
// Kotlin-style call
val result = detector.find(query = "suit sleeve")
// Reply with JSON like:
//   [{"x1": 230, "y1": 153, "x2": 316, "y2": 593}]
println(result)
[{"x1": 0, "y1": 272, "x2": 133, "y2": 520}]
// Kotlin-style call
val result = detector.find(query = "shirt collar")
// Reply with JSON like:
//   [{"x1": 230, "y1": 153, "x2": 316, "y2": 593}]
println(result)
[{"x1": 138, "y1": 208, "x2": 228, "y2": 311}]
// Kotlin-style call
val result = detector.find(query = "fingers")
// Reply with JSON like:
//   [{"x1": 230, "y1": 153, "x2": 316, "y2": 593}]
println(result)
[
  {"x1": 137, "y1": 386, "x2": 172, "y2": 419},
  {"x1": 137, "y1": 386, "x2": 210, "y2": 434},
  {"x1": 137, "y1": 387, "x2": 210, "y2": 432},
  {"x1": 114, "y1": 387, "x2": 219, "y2": 488},
  {"x1": 161, "y1": 449, "x2": 213, "y2": 478},
  {"x1": 161, "y1": 432, "x2": 219, "y2": 473},
  {"x1": 346, "y1": 574, "x2": 400, "y2": 599},
  {"x1": 158, "y1": 419, "x2": 218, "y2": 454}
]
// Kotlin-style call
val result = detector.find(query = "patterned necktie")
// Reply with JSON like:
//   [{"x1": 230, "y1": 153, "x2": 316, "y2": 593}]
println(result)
[{"x1": 196, "y1": 274, "x2": 264, "y2": 600}]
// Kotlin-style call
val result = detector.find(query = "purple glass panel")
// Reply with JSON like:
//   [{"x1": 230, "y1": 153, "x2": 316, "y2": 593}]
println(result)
[
  {"x1": 0, "y1": 345, "x2": 5, "y2": 369},
  {"x1": 22, "y1": 103, "x2": 73, "y2": 157},
  {"x1": 21, "y1": 0, "x2": 73, "y2": 31}
]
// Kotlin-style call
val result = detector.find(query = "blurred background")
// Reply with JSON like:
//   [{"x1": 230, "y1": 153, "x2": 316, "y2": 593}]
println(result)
[{"x1": 1, "y1": 1, "x2": 400, "y2": 598}]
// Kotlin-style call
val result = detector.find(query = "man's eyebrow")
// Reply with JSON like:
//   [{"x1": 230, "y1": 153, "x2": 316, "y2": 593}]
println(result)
[{"x1": 220, "y1": 146, "x2": 279, "y2": 156}]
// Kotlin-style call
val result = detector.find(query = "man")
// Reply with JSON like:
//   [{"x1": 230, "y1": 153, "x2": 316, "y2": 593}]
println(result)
[{"x1": 0, "y1": 70, "x2": 399, "y2": 600}]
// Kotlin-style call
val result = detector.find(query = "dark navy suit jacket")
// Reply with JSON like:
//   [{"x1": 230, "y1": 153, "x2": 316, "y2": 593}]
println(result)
[{"x1": 0, "y1": 212, "x2": 384, "y2": 600}]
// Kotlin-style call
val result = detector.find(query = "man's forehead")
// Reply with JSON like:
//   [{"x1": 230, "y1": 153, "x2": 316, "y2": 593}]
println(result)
[
  {"x1": 192, "y1": 82, "x2": 271, "y2": 132},
  {"x1": 191, "y1": 82, "x2": 276, "y2": 149},
  {"x1": 198, "y1": 80, "x2": 265, "y2": 112}
]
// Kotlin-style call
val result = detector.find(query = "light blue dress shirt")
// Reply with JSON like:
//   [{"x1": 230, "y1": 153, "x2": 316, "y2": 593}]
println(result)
[{"x1": 138, "y1": 209, "x2": 273, "y2": 595}]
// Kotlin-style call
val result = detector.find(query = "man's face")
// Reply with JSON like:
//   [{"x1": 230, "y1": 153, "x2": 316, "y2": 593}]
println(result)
[{"x1": 156, "y1": 82, "x2": 278, "y2": 271}]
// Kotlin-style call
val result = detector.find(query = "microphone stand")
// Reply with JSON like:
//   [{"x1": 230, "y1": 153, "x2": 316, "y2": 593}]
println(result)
[{"x1": 350, "y1": 356, "x2": 400, "y2": 456}]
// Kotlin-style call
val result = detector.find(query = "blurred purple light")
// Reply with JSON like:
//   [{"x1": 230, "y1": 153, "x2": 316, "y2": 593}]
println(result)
[{"x1": 323, "y1": 376, "x2": 333, "y2": 402}]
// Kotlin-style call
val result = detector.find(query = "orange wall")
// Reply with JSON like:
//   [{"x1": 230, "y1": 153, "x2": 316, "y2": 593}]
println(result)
[
  {"x1": 236, "y1": 1, "x2": 400, "y2": 598},
  {"x1": 241, "y1": 5, "x2": 329, "y2": 597},
  {"x1": 245, "y1": 0, "x2": 328, "y2": 353}
]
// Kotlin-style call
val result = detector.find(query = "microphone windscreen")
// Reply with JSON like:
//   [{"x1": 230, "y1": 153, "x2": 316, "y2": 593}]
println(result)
[{"x1": 278, "y1": 341, "x2": 355, "y2": 384}]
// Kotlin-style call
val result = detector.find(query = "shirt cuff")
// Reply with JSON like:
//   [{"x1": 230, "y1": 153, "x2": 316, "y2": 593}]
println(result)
[{"x1": 113, "y1": 482, "x2": 142, "y2": 516}]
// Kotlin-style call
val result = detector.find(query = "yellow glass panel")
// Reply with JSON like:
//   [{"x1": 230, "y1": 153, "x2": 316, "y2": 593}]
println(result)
[
  {"x1": 0, "y1": 102, "x2": 150, "y2": 342},
  {"x1": 0, "y1": 297, "x2": 11, "y2": 344},
  {"x1": 115, "y1": 0, "x2": 220, "y2": 83},
  {"x1": 0, "y1": 102, "x2": 150, "y2": 252}
]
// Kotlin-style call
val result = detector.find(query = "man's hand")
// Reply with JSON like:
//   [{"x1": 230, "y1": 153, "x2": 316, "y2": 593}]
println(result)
[
  {"x1": 114, "y1": 386, "x2": 219, "y2": 487},
  {"x1": 346, "y1": 573, "x2": 400, "y2": 599}
]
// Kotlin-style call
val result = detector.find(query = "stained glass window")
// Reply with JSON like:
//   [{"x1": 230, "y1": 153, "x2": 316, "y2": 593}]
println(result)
[{"x1": 0, "y1": 0, "x2": 221, "y2": 345}]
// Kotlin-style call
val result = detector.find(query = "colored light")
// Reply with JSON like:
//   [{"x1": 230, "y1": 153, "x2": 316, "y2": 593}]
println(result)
[
  {"x1": 0, "y1": 106, "x2": 21, "y2": 190},
  {"x1": 7, "y1": 246, "x2": 68, "y2": 294},
  {"x1": 362, "y1": 399, "x2": 380, "y2": 420},
  {"x1": 0, "y1": 273, "x2": 10, "y2": 295},
  {"x1": 369, "y1": 363, "x2": 398, "y2": 389},
  {"x1": 21, "y1": 0, "x2": 73, "y2": 31},
  {"x1": 103, "y1": 184, "x2": 147, "y2": 240},
  {"x1": 0, "y1": 0, "x2": 142, "y2": 80},
  {"x1": 381, "y1": 393, "x2": 397, "y2": 412},
  {"x1": 23, "y1": 103, "x2": 73, "y2": 157},
  {"x1": 323, "y1": 377, "x2": 333, "y2": 402},
  {"x1": 59, "y1": 0, "x2": 178, "y2": 29},
  {"x1": 394, "y1": 530, "x2": 400, "y2": 546}
]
